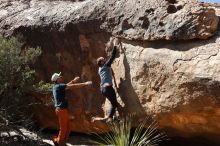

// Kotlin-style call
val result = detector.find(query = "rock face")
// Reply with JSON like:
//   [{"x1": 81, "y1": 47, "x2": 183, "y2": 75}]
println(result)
[
  {"x1": 1, "y1": 0, "x2": 220, "y2": 143},
  {"x1": 0, "y1": 0, "x2": 218, "y2": 40},
  {"x1": 113, "y1": 34, "x2": 220, "y2": 141}
]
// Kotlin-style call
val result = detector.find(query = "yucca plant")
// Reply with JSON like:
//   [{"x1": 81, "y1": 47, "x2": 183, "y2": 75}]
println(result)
[{"x1": 92, "y1": 117, "x2": 166, "y2": 146}]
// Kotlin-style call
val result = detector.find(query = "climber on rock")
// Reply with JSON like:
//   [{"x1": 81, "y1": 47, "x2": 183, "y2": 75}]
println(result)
[
  {"x1": 95, "y1": 37, "x2": 121, "y2": 123},
  {"x1": 51, "y1": 73, "x2": 92, "y2": 146}
]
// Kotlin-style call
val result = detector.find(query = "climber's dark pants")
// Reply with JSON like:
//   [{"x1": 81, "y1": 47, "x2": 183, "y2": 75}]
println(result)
[{"x1": 101, "y1": 86, "x2": 117, "y2": 118}]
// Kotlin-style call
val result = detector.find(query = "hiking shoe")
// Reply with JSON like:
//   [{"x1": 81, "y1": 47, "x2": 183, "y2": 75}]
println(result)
[
  {"x1": 52, "y1": 136, "x2": 59, "y2": 146},
  {"x1": 113, "y1": 116, "x2": 121, "y2": 123},
  {"x1": 106, "y1": 118, "x2": 113, "y2": 123},
  {"x1": 52, "y1": 140, "x2": 59, "y2": 146}
]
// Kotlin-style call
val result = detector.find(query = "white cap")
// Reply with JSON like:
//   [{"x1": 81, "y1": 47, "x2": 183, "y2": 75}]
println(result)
[{"x1": 51, "y1": 72, "x2": 61, "y2": 82}]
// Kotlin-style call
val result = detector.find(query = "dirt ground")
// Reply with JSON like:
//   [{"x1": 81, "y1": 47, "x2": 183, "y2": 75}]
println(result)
[{"x1": 1, "y1": 129, "x2": 220, "y2": 146}]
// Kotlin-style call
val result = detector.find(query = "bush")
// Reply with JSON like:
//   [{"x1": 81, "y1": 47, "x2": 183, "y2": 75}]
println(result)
[
  {"x1": 33, "y1": 81, "x2": 53, "y2": 93},
  {"x1": 0, "y1": 37, "x2": 41, "y2": 99},
  {"x1": 0, "y1": 37, "x2": 42, "y2": 140}
]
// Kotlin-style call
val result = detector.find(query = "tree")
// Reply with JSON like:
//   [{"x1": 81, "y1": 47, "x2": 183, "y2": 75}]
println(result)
[{"x1": 0, "y1": 37, "x2": 42, "y2": 144}]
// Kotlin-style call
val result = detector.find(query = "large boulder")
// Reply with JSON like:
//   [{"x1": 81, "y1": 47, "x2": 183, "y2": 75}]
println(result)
[
  {"x1": 0, "y1": 0, "x2": 218, "y2": 40},
  {"x1": 112, "y1": 32, "x2": 220, "y2": 141},
  {"x1": 0, "y1": 0, "x2": 220, "y2": 143}
]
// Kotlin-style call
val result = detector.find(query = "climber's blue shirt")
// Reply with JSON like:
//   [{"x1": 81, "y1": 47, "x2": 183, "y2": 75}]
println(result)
[
  {"x1": 52, "y1": 83, "x2": 68, "y2": 109},
  {"x1": 99, "y1": 46, "x2": 117, "y2": 86}
]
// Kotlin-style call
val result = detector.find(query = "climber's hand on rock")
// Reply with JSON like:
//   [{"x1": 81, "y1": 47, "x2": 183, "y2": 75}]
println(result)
[
  {"x1": 105, "y1": 37, "x2": 114, "y2": 53},
  {"x1": 113, "y1": 37, "x2": 121, "y2": 46}
]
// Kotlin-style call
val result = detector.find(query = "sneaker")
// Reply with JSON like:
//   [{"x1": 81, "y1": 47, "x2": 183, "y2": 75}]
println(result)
[
  {"x1": 52, "y1": 140, "x2": 59, "y2": 146},
  {"x1": 113, "y1": 116, "x2": 121, "y2": 123},
  {"x1": 106, "y1": 117, "x2": 113, "y2": 123},
  {"x1": 52, "y1": 136, "x2": 59, "y2": 146}
]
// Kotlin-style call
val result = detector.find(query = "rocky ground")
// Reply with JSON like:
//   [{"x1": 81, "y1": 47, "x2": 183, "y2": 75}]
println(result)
[
  {"x1": 1, "y1": 129, "x2": 220, "y2": 146},
  {"x1": 0, "y1": 129, "x2": 95, "y2": 146},
  {"x1": 0, "y1": 131, "x2": 218, "y2": 146}
]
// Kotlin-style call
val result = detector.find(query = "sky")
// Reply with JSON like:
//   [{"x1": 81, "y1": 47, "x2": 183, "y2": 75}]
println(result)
[{"x1": 199, "y1": 0, "x2": 220, "y2": 3}]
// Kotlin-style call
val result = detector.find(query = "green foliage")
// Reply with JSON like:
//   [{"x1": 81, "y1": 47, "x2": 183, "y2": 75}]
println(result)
[
  {"x1": 0, "y1": 37, "x2": 41, "y2": 136},
  {"x1": 93, "y1": 117, "x2": 166, "y2": 146},
  {"x1": 24, "y1": 46, "x2": 42, "y2": 64},
  {"x1": 0, "y1": 37, "x2": 41, "y2": 100},
  {"x1": 33, "y1": 80, "x2": 53, "y2": 93}
]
